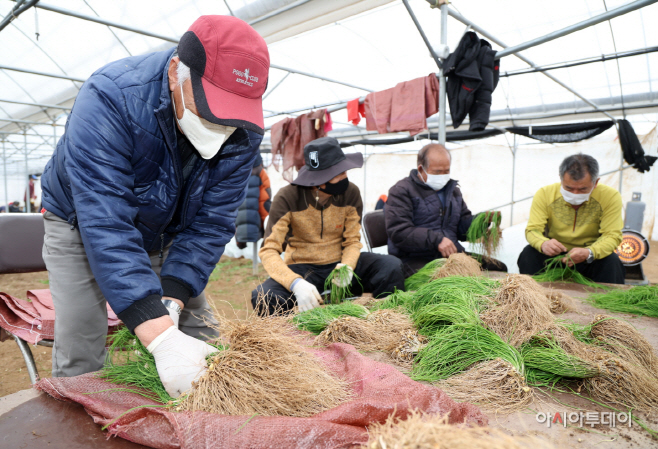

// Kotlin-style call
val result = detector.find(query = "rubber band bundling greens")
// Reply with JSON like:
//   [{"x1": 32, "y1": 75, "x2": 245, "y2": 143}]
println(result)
[
  {"x1": 292, "y1": 302, "x2": 369, "y2": 334},
  {"x1": 532, "y1": 255, "x2": 605, "y2": 289},
  {"x1": 587, "y1": 285, "x2": 658, "y2": 318},
  {"x1": 100, "y1": 327, "x2": 224, "y2": 404},
  {"x1": 404, "y1": 259, "x2": 446, "y2": 291},
  {"x1": 324, "y1": 265, "x2": 362, "y2": 304},
  {"x1": 466, "y1": 211, "x2": 502, "y2": 258}
]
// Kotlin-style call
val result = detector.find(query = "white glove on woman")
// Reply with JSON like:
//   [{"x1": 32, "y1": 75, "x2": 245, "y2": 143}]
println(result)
[
  {"x1": 147, "y1": 326, "x2": 216, "y2": 398},
  {"x1": 291, "y1": 279, "x2": 321, "y2": 312},
  {"x1": 331, "y1": 263, "x2": 354, "y2": 288}
]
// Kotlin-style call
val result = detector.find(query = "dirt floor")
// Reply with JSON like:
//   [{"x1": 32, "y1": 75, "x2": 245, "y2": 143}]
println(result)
[
  {"x1": 1, "y1": 246, "x2": 657, "y2": 448},
  {"x1": 0, "y1": 256, "x2": 266, "y2": 397}
]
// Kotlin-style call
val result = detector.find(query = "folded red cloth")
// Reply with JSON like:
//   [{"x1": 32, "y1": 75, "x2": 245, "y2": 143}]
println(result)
[{"x1": 0, "y1": 289, "x2": 120, "y2": 344}]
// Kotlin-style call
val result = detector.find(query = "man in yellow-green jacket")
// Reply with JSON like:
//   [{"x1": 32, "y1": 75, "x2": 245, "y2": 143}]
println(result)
[{"x1": 518, "y1": 154, "x2": 625, "y2": 284}]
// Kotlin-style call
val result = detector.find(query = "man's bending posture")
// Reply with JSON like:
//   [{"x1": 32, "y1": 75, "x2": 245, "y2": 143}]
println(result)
[
  {"x1": 518, "y1": 154, "x2": 625, "y2": 284},
  {"x1": 252, "y1": 137, "x2": 405, "y2": 315},
  {"x1": 40, "y1": 16, "x2": 269, "y2": 397}
]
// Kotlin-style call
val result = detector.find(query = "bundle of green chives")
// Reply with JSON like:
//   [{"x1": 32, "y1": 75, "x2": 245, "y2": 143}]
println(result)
[
  {"x1": 100, "y1": 327, "x2": 224, "y2": 404},
  {"x1": 292, "y1": 302, "x2": 369, "y2": 334},
  {"x1": 324, "y1": 265, "x2": 362, "y2": 304},
  {"x1": 369, "y1": 288, "x2": 414, "y2": 312},
  {"x1": 520, "y1": 335, "x2": 599, "y2": 379},
  {"x1": 525, "y1": 368, "x2": 564, "y2": 388},
  {"x1": 411, "y1": 324, "x2": 524, "y2": 382},
  {"x1": 412, "y1": 302, "x2": 481, "y2": 335},
  {"x1": 404, "y1": 259, "x2": 446, "y2": 291},
  {"x1": 409, "y1": 276, "x2": 498, "y2": 314},
  {"x1": 587, "y1": 285, "x2": 658, "y2": 318},
  {"x1": 466, "y1": 211, "x2": 502, "y2": 258},
  {"x1": 532, "y1": 255, "x2": 603, "y2": 289}
]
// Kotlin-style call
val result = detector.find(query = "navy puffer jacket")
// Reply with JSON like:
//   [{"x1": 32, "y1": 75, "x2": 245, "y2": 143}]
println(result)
[
  {"x1": 41, "y1": 49, "x2": 261, "y2": 330},
  {"x1": 385, "y1": 170, "x2": 474, "y2": 260}
]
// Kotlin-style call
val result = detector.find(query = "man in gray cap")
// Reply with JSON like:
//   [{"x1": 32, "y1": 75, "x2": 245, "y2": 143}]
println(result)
[{"x1": 252, "y1": 137, "x2": 405, "y2": 315}]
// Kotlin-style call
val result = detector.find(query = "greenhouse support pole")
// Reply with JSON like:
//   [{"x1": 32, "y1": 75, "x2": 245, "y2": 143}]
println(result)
[
  {"x1": 2, "y1": 138, "x2": 7, "y2": 213},
  {"x1": 510, "y1": 135, "x2": 517, "y2": 227},
  {"x1": 24, "y1": 130, "x2": 29, "y2": 213},
  {"x1": 438, "y1": 3, "x2": 448, "y2": 145}
]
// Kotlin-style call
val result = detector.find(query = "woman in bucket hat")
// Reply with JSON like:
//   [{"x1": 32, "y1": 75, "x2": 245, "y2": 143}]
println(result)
[{"x1": 252, "y1": 137, "x2": 405, "y2": 315}]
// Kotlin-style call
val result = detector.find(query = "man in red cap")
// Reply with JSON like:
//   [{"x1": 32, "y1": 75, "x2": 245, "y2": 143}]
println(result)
[{"x1": 40, "y1": 16, "x2": 269, "y2": 397}]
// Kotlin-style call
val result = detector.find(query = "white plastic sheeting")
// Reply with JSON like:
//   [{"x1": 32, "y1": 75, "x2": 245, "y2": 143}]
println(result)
[
  {"x1": 1, "y1": 0, "x2": 658, "y2": 220},
  {"x1": 266, "y1": 125, "x2": 658, "y2": 239}
]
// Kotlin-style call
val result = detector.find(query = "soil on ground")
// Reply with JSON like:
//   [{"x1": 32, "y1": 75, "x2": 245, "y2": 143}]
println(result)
[
  {"x1": 1, "y1": 245, "x2": 658, "y2": 448},
  {"x1": 0, "y1": 256, "x2": 267, "y2": 397}
]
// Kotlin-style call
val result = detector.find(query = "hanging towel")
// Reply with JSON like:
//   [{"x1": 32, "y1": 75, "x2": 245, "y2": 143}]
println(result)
[
  {"x1": 270, "y1": 109, "x2": 328, "y2": 182},
  {"x1": 364, "y1": 74, "x2": 440, "y2": 136},
  {"x1": 347, "y1": 99, "x2": 366, "y2": 125}
]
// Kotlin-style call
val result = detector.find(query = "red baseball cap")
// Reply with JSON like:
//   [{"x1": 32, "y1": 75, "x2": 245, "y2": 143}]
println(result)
[{"x1": 178, "y1": 16, "x2": 269, "y2": 135}]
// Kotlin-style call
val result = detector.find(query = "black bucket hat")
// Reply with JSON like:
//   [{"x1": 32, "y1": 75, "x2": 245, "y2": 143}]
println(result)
[{"x1": 292, "y1": 137, "x2": 363, "y2": 187}]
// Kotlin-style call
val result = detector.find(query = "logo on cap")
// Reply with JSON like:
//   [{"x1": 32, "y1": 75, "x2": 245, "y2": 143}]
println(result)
[
  {"x1": 309, "y1": 151, "x2": 320, "y2": 168},
  {"x1": 233, "y1": 68, "x2": 259, "y2": 87}
]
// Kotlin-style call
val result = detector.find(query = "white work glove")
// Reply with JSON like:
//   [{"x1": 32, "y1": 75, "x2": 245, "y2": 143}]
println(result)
[
  {"x1": 147, "y1": 326, "x2": 216, "y2": 398},
  {"x1": 292, "y1": 279, "x2": 322, "y2": 312},
  {"x1": 331, "y1": 263, "x2": 354, "y2": 288}
]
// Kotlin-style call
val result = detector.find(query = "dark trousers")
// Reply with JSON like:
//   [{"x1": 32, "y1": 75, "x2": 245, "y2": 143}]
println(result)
[
  {"x1": 401, "y1": 252, "x2": 508, "y2": 278},
  {"x1": 517, "y1": 245, "x2": 625, "y2": 285},
  {"x1": 252, "y1": 252, "x2": 405, "y2": 316}
]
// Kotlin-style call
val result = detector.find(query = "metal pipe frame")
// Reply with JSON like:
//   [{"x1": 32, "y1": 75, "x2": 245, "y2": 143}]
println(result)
[
  {"x1": 12, "y1": 334, "x2": 40, "y2": 384},
  {"x1": 500, "y1": 45, "x2": 658, "y2": 78},
  {"x1": 495, "y1": 0, "x2": 658, "y2": 59},
  {"x1": 0, "y1": 117, "x2": 64, "y2": 126},
  {"x1": 446, "y1": 7, "x2": 617, "y2": 121},
  {"x1": 401, "y1": 0, "x2": 443, "y2": 70},
  {"x1": 35, "y1": 2, "x2": 178, "y2": 43},
  {"x1": 30, "y1": 3, "x2": 374, "y2": 93},
  {"x1": 0, "y1": 97, "x2": 72, "y2": 110},
  {"x1": 0, "y1": 63, "x2": 86, "y2": 83},
  {"x1": 438, "y1": 4, "x2": 448, "y2": 144},
  {"x1": 0, "y1": 0, "x2": 39, "y2": 33},
  {"x1": 248, "y1": 0, "x2": 315, "y2": 26}
]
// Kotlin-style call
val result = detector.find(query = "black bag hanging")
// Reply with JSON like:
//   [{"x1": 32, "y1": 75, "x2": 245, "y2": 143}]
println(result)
[{"x1": 617, "y1": 119, "x2": 657, "y2": 173}]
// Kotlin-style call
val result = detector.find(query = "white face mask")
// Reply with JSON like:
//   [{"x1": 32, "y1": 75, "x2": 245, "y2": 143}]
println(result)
[
  {"x1": 560, "y1": 185, "x2": 593, "y2": 206},
  {"x1": 174, "y1": 84, "x2": 236, "y2": 160},
  {"x1": 422, "y1": 168, "x2": 451, "y2": 191}
]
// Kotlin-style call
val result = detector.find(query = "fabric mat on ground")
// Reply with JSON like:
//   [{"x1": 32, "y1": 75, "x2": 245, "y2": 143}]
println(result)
[
  {"x1": 35, "y1": 342, "x2": 486, "y2": 449},
  {"x1": 0, "y1": 289, "x2": 120, "y2": 344}
]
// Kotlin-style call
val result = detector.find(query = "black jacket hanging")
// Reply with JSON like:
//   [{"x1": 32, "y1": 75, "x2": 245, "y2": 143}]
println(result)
[
  {"x1": 617, "y1": 119, "x2": 657, "y2": 173},
  {"x1": 443, "y1": 31, "x2": 500, "y2": 132}
]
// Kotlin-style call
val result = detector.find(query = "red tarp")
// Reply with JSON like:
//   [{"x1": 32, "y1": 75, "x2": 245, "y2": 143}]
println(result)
[{"x1": 36, "y1": 342, "x2": 487, "y2": 449}]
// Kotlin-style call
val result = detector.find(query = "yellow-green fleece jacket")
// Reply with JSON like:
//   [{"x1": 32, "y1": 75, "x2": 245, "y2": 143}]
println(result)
[
  {"x1": 525, "y1": 182, "x2": 622, "y2": 259},
  {"x1": 259, "y1": 183, "x2": 363, "y2": 290}
]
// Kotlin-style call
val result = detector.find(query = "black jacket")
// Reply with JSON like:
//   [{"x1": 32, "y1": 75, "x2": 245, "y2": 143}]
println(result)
[
  {"x1": 385, "y1": 170, "x2": 474, "y2": 260},
  {"x1": 444, "y1": 32, "x2": 499, "y2": 132}
]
